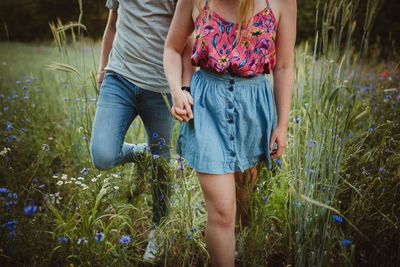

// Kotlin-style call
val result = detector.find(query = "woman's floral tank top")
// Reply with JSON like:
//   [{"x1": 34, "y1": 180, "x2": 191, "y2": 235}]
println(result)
[{"x1": 191, "y1": 0, "x2": 277, "y2": 77}]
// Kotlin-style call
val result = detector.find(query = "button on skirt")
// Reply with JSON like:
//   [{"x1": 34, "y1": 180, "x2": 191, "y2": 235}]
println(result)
[{"x1": 176, "y1": 68, "x2": 277, "y2": 174}]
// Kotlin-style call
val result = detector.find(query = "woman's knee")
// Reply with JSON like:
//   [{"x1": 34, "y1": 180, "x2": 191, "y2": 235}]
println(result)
[{"x1": 208, "y1": 200, "x2": 236, "y2": 229}]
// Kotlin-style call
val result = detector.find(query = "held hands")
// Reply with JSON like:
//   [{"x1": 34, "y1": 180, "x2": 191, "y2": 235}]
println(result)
[
  {"x1": 269, "y1": 125, "x2": 288, "y2": 160},
  {"x1": 171, "y1": 90, "x2": 193, "y2": 122}
]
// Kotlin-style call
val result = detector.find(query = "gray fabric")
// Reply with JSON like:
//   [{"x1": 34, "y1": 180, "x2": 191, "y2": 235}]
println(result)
[{"x1": 104, "y1": 0, "x2": 177, "y2": 93}]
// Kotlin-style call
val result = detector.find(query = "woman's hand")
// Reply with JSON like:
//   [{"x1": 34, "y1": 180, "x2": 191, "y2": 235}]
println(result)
[
  {"x1": 269, "y1": 125, "x2": 288, "y2": 160},
  {"x1": 171, "y1": 90, "x2": 193, "y2": 122}
]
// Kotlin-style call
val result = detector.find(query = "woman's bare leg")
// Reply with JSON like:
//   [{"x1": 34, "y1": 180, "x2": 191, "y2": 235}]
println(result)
[{"x1": 198, "y1": 172, "x2": 236, "y2": 267}]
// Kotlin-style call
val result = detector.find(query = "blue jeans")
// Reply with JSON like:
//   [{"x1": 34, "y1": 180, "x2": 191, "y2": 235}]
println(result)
[{"x1": 90, "y1": 70, "x2": 174, "y2": 225}]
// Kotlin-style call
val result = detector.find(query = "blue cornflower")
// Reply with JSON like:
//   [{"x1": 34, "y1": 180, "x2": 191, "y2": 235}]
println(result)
[
  {"x1": 368, "y1": 127, "x2": 374, "y2": 133},
  {"x1": 42, "y1": 144, "x2": 50, "y2": 151},
  {"x1": 275, "y1": 159, "x2": 282, "y2": 167},
  {"x1": 32, "y1": 178, "x2": 39, "y2": 183},
  {"x1": 16, "y1": 81, "x2": 21, "y2": 85},
  {"x1": 80, "y1": 167, "x2": 90, "y2": 175},
  {"x1": 57, "y1": 236, "x2": 69, "y2": 244},
  {"x1": 5, "y1": 201, "x2": 16, "y2": 207},
  {"x1": 119, "y1": 235, "x2": 131, "y2": 245},
  {"x1": 262, "y1": 196, "x2": 269, "y2": 204},
  {"x1": 0, "y1": 187, "x2": 9, "y2": 194},
  {"x1": 3, "y1": 220, "x2": 17, "y2": 231},
  {"x1": 186, "y1": 233, "x2": 193, "y2": 240},
  {"x1": 22, "y1": 85, "x2": 27, "y2": 90},
  {"x1": 331, "y1": 215, "x2": 343, "y2": 223},
  {"x1": 24, "y1": 204, "x2": 39, "y2": 217},
  {"x1": 3, "y1": 107, "x2": 8, "y2": 112},
  {"x1": 38, "y1": 184, "x2": 45, "y2": 189},
  {"x1": 11, "y1": 135, "x2": 17, "y2": 141},
  {"x1": 25, "y1": 79, "x2": 32, "y2": 85},
  {"x1": 178, "y1": 162, "x2": 184, "y2": 171},
  {"x1": 378, "y1": 167, "x2": 385, "y2": 174},
  {"x1": 159, "y1": 138, "x2": 166, "y2": 148},
  {"x1": 397, "y1": 95, "x2": 400, "y2": 100},
  {"x1": 340, "y1": 239, "x2": 351, "y2": 246},
  {"x1": 95, "y1": 230, "x2": 105, "y2": 243},
  {"x1": 152, "y1": 153, "x2": 160, "y2": 160},
  {"x1": 8, "y1": 192, "x2": 18, "y2": 199},
  {"x1": 384, "y1": 95, "x2": 392, "y2": 100},
  {"x1": 4, "y1": 137, "x2": 11, "y2": 144},
  {"x1": 392, "y1": 103, "x2": 398, "y2": 108},
  {"x1": 306, "y1": 139, "x2": 314, "y2": 147},
  {"x1": 309, "y1": 168, "x2": 314, "y2": 175},
  {"x1": 152, "y1": 132, "x2": 159, "y2": 140},
  {"x1": 191, "y1": 228, "x2": 198, "y2": 233},
  {"x1": 5, "y1": 122, "x2": 13, "y2": 131}
]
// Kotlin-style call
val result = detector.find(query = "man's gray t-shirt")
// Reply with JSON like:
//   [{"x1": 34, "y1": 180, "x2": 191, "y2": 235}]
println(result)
[{"x1": 105, "y1": 0, "x2": 177, "y2": 94}]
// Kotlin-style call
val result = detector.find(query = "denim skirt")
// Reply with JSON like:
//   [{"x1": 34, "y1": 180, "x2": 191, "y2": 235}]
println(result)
[{"x1": 176, "y1": 68, "x2": 277, "y2": 174}]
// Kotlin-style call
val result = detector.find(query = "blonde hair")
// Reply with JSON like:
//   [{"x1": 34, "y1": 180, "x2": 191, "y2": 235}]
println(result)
[{"x1": 195, "y1": 0, "x2": 255, "y2": 39}]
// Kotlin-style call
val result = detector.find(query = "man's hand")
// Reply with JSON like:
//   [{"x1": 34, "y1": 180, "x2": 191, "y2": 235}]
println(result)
[
  {"x1": 171, "y1": 90, "x2": 193, "y2": 122},
  {"x1": 97, "y1": 70, "x2": 105, "y2": 89}
]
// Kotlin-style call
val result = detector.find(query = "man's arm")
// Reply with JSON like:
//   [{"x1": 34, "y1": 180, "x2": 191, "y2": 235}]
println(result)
[{"x1": 97, "y1": 9, "x2": 118, "y2": 87}]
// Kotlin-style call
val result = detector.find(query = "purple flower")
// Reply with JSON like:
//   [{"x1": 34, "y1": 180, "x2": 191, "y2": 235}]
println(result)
[
  {"x1": 331, "y1": 215, "x2": 343, "y2": 223},
  {"x1": 8, "y1": 192, "x2": 18, "y2": 199},
  {"x1": 119, "y1": 235, "x2": 131, "y2": 245},
  {"x1": 11, "y1": 135, "x2": 17, "y2": 141},
  {"x1": 262, "y1": 196, "x2": 269, "y2": 204},
  {"x1": 4, "y1": 137, "x2": 11, "y2": 144},
  {"x1": 22, "y1": 85, "x2": 27, "y2": 90},
  {"x1": 38, "y1": 184, "x2": 46, "y2": 189},
  {"x1": 24, "y1": 204, "x2": 39, "y2": 217},
  {"x1": 159, "y1": 138, "x2": 166, "y2": 148},
  {"x1": 309, "y1": 168, "x2": 314, "y2": 175},
  {"x1": 178, "y1": 162, "x2": 184, "y2": 171},
  {"x1": 5, "y1": 201, "x2": 16, "y2": 207},
  {"x1": 57, "y1": 236, "x2": 68, "y2": 244},
  {"x1": 16, "y1": 81, "x2": 21, "y2": 85},
  {"x1": 378, "y1": 167, "x2": 385, "y2": 174},
  {"x1": 32, "y1": 178, "x2": 39, "y2": 183},
  {"x1": 294, "y1": 116, "x2": 301, "y2": 124},
  {"x1": 368, "y1": 127, "x2": 374, "y2": 133}
]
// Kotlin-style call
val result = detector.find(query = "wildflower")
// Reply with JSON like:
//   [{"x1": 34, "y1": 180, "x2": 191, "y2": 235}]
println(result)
[
  {"x1": 378, "y1": 167, "x2": 385, "y2": 174},
  {"x1": 3, "y1": 220, "x2": 17, "y2": 231},
  {"x1": 331, "y1": 215, "x2": 343, "y2": 224},
  {"x1": 22, "y1": 85, "x2": 27, "y2": 90},
  {"x1": 186, "y1": 233, "x2": 193, "y2": 240},
  {"x1": 152, "y1": 132, "x2": 159, "y2": 140},
  {"x1": 25, "y1": 79, "x2": 32, "y2": 85},
  {"x1": 178, "y1": 162, "x2": 184, "y2": 171},
  {"x1": 113, "y1": 186, "x2": 119, "y2": 190},
  {"x1": 340, "y1": 239, "x2": 352, "y2": 247},
  {"x1": 153, "y1": 154, "x2": 160, "y2": 160},
  {"x1": 91, "y1": 177, "x2": 98, "y2": 183},
  {"x1": 38, "y1": 184, "x2": 45, "y2": 189},
  {"x1": 0, "y1": 187, "x2": 10, "y2": 195},
  {"x1": 5, "y1": 122, "x2": 13, "y2": 131},
  {"x1": 16, "y1": 81, "x2": 21, "y2": 85},
  {"x1": 293, "y1": 115, "x2": 300, "y2": 124},
  {"x1": 5, "y1": 201, "x2": 16, "y2": 207},
  {"x1": 95, "y1": 230, "x2": 105, "y2": 243},
  {"x1": 24, "y1": 204, "x2": 38, "y2": 217},
  {"x1": 191, "y1": 228, "x2": 198, "y2": 233},
  {"x1": 42, "y1": 144, "x2": 50, "y2": 151},
  {"x1": 275, "y1": 159, "x2": 282, "y2": 167},
  {"x1": 294, "y1": 200, "x2": 301, "y2": 208},
  {"x1": 379, "y1": 69, "x2": 389, "y2": 79},
  {"x1": 0, "y1": 147, "x2": 11, "y2": 157},
  {"x1": 61, "y1": 174, "x2": 68, "y2": 180},
  {"x1": 56, "y1": 180, "x2": 64, "y2": 186},
  {"x1": 77, "y1": 177, "x2": 85, "y2": 181},
  {"x1": 159, "y1": 138, "x2": 166, "y2": 148},
  {"x1": 32, "y1": 178, "x2": 39, "y2": 183},
  {"x1": 80, "y1": 167, "x2": 90, "y2": 175},
  {"x1": 171, "y1": 235, "x2": 177, "y2": 242},
  {"x1": 4, "y1": 137, "x2": 11, "y2": 144},
  {"x1": 57, "y1": 236, "x2": 68, "y2": 244},
  {"x1": 119, "y1": 235, "x2": 132, "y2": 245},
  {"x1": 77, "y1": 237, "x2": 88, "y2": 245},
  {"x1": 8, "y1": 192, "x2": 17, "y2": 199},
  {"x1": 262, "y1": 196, "x2": 269, "y2": 204},
  {"x1": 309, "y1": 168, "x2": 314, "y2": 175},
  {"x1": 384, "y1": 95, "x2": 392, "y2": 100}
]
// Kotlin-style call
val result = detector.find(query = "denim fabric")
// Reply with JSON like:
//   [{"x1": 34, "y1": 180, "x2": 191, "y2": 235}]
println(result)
[
  {"x1": 90, "y1": 70, "x2": 174, "y2": 225},
  {"x1": 176, "y1": 68, "x2": 277, "y2": 174}
]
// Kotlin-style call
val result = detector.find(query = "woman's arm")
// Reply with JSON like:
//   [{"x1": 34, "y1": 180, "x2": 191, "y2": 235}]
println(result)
[
  {"x1": 269, "y1": 0, "x2": 297, "y2": 158},
  {"x1": 164, "y1": 0, "x2": 195, "y2": 122},
  {"x1": 97, "y1": 9, "x2": 118, "y2": 87},
  {"x1": 181, "y1": 33, "x2": 196, "y2": 87}
]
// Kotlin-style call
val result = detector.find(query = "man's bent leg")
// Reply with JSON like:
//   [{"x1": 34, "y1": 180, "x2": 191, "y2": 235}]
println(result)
[{"x1": 90, "y1": 72, "x2": 141, "y2": 170}]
